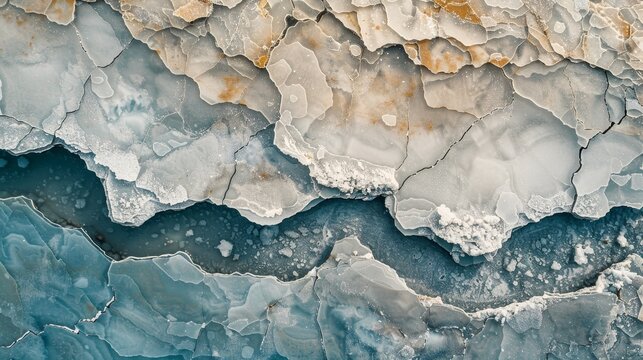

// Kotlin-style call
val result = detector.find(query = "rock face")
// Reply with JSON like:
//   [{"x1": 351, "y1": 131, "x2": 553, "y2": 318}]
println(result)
[
  {"x1": 0, "y1": 197, "x2": 641, "y2": 359},
  {"x1": 0, "y1": 0, "x2": 641, "y2": 256},
  {"x1": 1, "y1": 1, "x2": 642, "y2": 357}
]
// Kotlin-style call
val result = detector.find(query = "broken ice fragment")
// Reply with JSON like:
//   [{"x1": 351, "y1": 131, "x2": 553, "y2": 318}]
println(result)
[{"x1": 217, "y1": 239, "x2": 233, "y2": 257}]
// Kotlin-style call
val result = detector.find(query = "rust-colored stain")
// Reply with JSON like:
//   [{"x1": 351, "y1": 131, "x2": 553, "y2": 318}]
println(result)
[
  {"x1": 434, "y1": 0, "x2": 481, "y2": 25},
  {"x1": 257, "y1": 0, "x2": 269, "y2": 17},
  {"x1": 218, "y1": 76, "x2": 243, "y2": 102},
  {"x1": 396, "y1": 118, "x2": 410, "y2": 135},
  {"x1": 417, "y1": 40, "x2": 462, "y2": 73},
  {"x1": 47, "y1": 0, "x2": 75, "y2": 22},
  {"x1": 343, "y1": 12, "x2": 361, "y2": 33},
  {"x1": 403, "y1": 79, "x2": 416, "y2": 98},
  {"x1": 489, "y1": 55, "x2": 510, "y2": 68},
  {"x1": 257, "y1": 170, "x2": 272, "y2": 180},
  {"x1": 404, "y1": 119, "x2": 436, "y2": 138},
  {"x1": 418, "y1": 41, "x2": 436, "y2": 70},
  {"x1": 591, "y1": 2, "x2": 631, "y2": 40},
  {"x1": 254, "y1": 54, "x2": 269, "y2": 68},
  {"x1": 615, "y1": 15, "x2": 631, "y2": 39},
  {"x1": 304, "y1": 35, "x2": 320, "y2": 50},
  {"x1": 466, "y1": 45, "x2": 487, "y2": 65}
]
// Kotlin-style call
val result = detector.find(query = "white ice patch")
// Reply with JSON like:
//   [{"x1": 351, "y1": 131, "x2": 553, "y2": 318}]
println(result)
[
  {"x1": 432, "y1": 204, "x2": 505, "y2": 256},
  {"x1": 217, "y1": 240, "x2": 233, "y2": 258}
]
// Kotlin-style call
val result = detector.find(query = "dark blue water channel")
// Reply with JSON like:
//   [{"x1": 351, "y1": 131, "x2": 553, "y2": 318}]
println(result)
[{"x1": 1, "y1": 147, "x2": 640, "y2": 311}]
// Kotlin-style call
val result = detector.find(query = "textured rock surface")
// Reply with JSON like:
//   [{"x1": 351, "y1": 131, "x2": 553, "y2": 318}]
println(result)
[
  {"x1": 1, "y1": 0, "x2": 641, "y2": 256},
  {"x1": 1, "y1": 1, "x2": 643, "y2": 357},
  {"x1": 0, "y1": 197, "x2": 641, "y2": 358}
]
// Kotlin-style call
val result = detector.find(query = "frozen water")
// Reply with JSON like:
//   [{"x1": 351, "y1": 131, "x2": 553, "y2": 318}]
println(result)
[
  {"x1": 1, "y1": 148, "x2": 641, "y2": 312},
  {"x1": 1, "y1": 0, "x2": 642, "y2": 357},
  {"x1": 0, "y1": 197, "x2": 641, "y2": 359}
]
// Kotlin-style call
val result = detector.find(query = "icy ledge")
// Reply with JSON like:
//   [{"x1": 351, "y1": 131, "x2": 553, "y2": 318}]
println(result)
[
  {"x1": 0, "y1": 3, "x2": 321, "y2": 227},
  {"x1": 1, "y1": 1, "x2": 642, "y2": 257},
  {"x1": 0, "y1": 197, "x2": 641, "y2": 359}
]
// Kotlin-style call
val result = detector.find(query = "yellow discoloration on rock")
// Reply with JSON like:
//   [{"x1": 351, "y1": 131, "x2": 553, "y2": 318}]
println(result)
[
  {"x1": 173, "y1": 0, "x2": 213, "y2": 22},
  {"x1": 219, "y1": 76, "x2": 244, "y2": 102},
  {"x1": 434, "y1": 0, "x2": 481, "y2": 25},
  {"x1": 416, "y1": 40, "x2": 464, "y2": 73},
  {"x1": 466, "y1": 46, "x2": 488, "y2": 66},
  {"x1": 258, "y1": 0, "x2": 269, "y2": 17},
  {"x1": 45, "y1": 0, "x2": 76, "y2": 25},
  {"x1": 489, "y1": 55, "x2": 510, "y2": 68},
  {"x1": 255, "y1": 54, "x2": 269, "y2": 68}
]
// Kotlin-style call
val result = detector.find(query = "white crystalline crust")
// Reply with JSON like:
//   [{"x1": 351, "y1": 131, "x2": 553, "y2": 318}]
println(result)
[{"x1": 0, "y1": 0, "x2": 642, "y2": 255}]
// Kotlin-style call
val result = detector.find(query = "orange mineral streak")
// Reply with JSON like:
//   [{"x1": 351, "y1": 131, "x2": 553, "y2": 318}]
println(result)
[
  {"x1": 257, "y1": 0, "x2": 269, "y2": 17},
  {"x1": 258, "y1": 172, "x2": 269, "y2": 180},
  {"x1": 255, "y1": 54, "x2": 269, "y2": 68},
  {"x1": 303, "y1": 35, "x2": 321, "y2": 50},
  {"x1": 417, "y1": 40, "x2": 462, "y2": 73},
  {"x1": 590, "y1": 3, "x2": 631, "y2": 40},
  {"x1": 403, "y1": 81, "x2": 415, "y2": 98},
  {"x1": 489, "y1": 55, "x2": 510, "y2": 68},
  {"x1": 218, "y1": 76, "x2": 244, "y2": 102},
  {"x1": 433, "y1": 0, "x2": 481, "y2": 25},
  {"x1": 466, "y1": 46, "x2": 487, "y2": 66},
  {"x1": 257, "y1": 168, "x2": 272, "y2": 181},
  {"x1": 47, "y1": 0, "x2": 75, "y2": 23},
  {"x1": 405, "y1": 118, "x2": 435, "y2": 137},
  {"x1": 615, "y1": 16, "x2": 631, "y2": 39},
  {"x1": 343, "y1": 12, "x2": 361, "y2": 33},
  {"x1": 396, "y1": 117, "x2": 410, "y2": 135}
]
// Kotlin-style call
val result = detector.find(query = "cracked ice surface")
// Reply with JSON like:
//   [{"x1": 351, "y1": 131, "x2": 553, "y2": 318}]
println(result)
[
  {"x1": 0, "y1": 0, "x2": 642, "y2": 256},
  {"x1": 0, "y1": 197, "x2": 642, "y2": 359}
]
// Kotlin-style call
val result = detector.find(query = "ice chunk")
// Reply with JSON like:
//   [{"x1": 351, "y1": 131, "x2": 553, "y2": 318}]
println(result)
[{"x1": 217, "y1": 240, "x2": 234, "y2": 257}]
